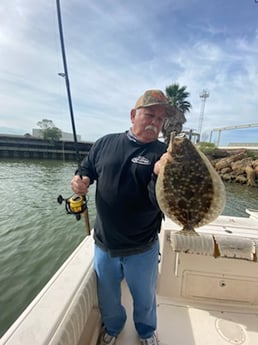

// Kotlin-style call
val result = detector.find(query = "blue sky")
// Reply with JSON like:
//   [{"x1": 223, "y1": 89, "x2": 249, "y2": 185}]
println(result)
[{"x1": 1, "y1": 0, "x2": 258, "y2": 145}]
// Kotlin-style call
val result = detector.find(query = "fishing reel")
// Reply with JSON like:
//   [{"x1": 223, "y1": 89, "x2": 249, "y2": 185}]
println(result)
[{"x1": 57, "y1": 194, "x2": 88, "y2": 221}]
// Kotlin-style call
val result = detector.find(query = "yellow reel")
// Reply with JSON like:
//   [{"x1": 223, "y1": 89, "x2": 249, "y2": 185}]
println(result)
[{"x1": 69, "y1": 194, "x2": 85, "y2": 214}]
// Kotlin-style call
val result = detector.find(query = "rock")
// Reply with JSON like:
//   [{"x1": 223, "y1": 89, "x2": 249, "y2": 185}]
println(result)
[
  {"x1": 231, "y1": 158, "x2": 253, "y2": 174},
  {"x1": 235, "y1": 175, "x2": 247, "y2": 184},
  {"x1": 246, "y1": 166, "x2": 256, "y2": 187},
  {"x1": 255, "y1": 165, "x2": 258, "y2": 179},
  {"x1": 221, "y1": 173, "x2": 234, "y2": 182},
  {"x1": 220, "y1": 167, "x2": 232, "y2": 175},
  {"x1": 206, "y1": 149, "x2": 258, "y2": 188},
  {"x1": 215, "y1": 151, "x2": 247, "y2": 171},
  {"x1": 211, "y1": 149, "x2": 229, "y2": 159}
]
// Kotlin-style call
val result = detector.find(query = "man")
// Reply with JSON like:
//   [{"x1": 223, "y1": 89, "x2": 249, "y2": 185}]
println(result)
[{"x1": 71, "y1": 90, "x2": 170, "y2": 345}]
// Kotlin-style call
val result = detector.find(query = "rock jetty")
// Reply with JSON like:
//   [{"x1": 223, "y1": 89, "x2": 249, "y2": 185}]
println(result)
[{"x1": 209, "y1": 149, "x2": 258, "y2": 187}]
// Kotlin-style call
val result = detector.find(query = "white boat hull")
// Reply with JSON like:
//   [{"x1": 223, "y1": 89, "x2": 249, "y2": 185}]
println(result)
[{"x1": 246, "y1": 208, "x2": 258, "y2": 219}]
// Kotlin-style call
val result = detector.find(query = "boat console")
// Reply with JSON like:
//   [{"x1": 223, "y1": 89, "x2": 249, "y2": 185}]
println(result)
[{"x1": 156, "y1": 216, "x2": 258, "y2": 345}]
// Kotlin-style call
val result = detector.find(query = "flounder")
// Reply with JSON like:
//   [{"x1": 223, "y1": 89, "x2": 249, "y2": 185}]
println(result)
[{"x1": 156, "y1": 133, "x2": 226, "y2": 233}]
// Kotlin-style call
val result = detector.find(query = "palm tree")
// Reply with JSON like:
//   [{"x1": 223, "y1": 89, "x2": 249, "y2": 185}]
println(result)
[
  {"x1": 162, "y1": 83, "x2": 192, "y2": 144},
  {"x1": 166, "y1": 84, "x2": 191, "y2": 112}
]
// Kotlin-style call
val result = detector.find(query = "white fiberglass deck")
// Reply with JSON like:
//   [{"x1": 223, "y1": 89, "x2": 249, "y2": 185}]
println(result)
[{"x1": 117, "y1": 281, "x2": 258, "y2": 345}]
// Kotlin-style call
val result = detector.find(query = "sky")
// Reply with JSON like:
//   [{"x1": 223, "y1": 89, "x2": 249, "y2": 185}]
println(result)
[{"x1": 1, "y1": 0, "x2": 258, "y2": 146}]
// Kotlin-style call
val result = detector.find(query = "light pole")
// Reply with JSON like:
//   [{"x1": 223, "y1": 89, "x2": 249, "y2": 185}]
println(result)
[{"x1": 198, "y1": 89, "x2": 209, "y2": 140}]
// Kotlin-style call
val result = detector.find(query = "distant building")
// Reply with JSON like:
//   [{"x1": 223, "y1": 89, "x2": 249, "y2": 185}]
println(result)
[
  {"x1": 0, "y1": 133, "x2": 92, "y2": 160},
  {"x1": 228, "y1": 142, "x2": 258, "y2": 147},
  {"x1": 32, "y1": 129, "x2": 81, "y2": 142}
]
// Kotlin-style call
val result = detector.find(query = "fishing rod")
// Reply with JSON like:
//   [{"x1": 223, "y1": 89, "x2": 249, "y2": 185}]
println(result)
[{"x1": 56, "y1": 0, "x2": 91, "y2": 235}]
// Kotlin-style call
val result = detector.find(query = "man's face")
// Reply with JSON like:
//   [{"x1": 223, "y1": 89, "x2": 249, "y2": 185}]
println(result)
[{"x1": 130, "y1": 105, "x2": 166, "y2": 143}]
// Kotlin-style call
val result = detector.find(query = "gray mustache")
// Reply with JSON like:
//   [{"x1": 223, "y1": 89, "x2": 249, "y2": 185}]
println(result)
[{"x1": 145, "y1": 125, "x2": 158, "y2": 134}]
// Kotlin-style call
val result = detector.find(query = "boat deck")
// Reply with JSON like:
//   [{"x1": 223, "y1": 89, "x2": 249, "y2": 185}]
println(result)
[{"x1": 117, "y1": 281, "x2": 258, "y2": 345}]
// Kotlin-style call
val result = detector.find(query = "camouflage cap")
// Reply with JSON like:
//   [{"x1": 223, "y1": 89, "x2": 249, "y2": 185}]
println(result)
[{"x1": 134, "y1": 89, "x2": 169, "y2": 109}]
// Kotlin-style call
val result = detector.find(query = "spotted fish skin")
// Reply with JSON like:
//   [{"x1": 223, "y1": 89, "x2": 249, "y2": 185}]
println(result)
[{"x1": 156, "y1": 134, "x2": 226, "y2": 232}]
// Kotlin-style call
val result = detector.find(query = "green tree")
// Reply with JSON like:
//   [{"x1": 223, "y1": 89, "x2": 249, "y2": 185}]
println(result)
[
  {"x1": 37, "y1": 119, "x2": 62, "y2": 141},
  {"x1": 161, "y1": 83, "x2": 192, "y2": 144},
  {"x1": 165, "y1": 83, "x2": 191, "y2": 112}
]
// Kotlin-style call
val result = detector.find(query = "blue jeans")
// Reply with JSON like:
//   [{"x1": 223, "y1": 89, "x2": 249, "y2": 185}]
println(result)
[{"x1": 94, "y1": 241, "x2": 159, "y2": 339}]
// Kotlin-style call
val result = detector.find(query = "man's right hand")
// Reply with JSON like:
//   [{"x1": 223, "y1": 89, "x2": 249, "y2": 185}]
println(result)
[{"x1": 71, "y1": 175, "x2": 90, "y2": 195}]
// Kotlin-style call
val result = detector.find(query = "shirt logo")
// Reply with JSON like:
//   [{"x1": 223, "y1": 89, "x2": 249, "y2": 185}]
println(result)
[{"x1": 131, "y1": 156, "x2": 151, "y2": 165}]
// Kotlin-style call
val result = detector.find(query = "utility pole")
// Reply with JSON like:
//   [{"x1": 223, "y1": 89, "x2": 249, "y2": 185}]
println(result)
[{"x1": 198, "y1": 89, "x2": 209, "y2": 140}]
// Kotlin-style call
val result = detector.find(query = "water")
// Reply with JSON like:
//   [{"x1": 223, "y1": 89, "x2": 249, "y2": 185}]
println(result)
[
  {"x1": 0, "y1": 160, "x2": 96, "y2": 337},
  {"x1": 0, "y1": 159, "x2": 257, "y2": 337},
  {"x1": 223, "y1": 182, "x2": 258, "y2": 217}
]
